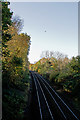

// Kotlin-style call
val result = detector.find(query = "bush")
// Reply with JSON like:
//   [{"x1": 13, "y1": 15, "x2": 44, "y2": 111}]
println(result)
[{"x1": 49, "y1": 71, "x2": 59, "y2": 82}]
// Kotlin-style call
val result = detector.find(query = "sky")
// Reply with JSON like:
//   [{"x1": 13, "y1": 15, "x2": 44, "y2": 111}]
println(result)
[
  {"x1": 9, "y1": 0, "x2": 79, "y2": 2},
  {"x1": 9, "y1": 2, "x2": 78, "y2": 63}
]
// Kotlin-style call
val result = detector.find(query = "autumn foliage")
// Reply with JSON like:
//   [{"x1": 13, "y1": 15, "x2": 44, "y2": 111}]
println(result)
[
  {"x1": 29, "y1": 51, "x2": 80, "y2": 111},
  {"x1": 2, "y1": 2, "x2": 31, "y2": 120}
]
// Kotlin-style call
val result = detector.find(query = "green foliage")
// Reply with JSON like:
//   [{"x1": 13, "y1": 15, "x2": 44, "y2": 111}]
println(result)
[
  {"x1": 49, "y1": 71, "x2": 59, "y2": 82},
  {"x1": 11, "y1": 56, "x2": 23, "y2": 66},
  {"x1": 3, "y1": 82, "x2": 29, "y2": 120},
  {"x1": 2, "y1": 2, "x2": 12, "y2": 30},
  {"x1": 2, "y1": 2, "x2": 31, "y2": 120},
  {"x1": 30, "y1": 55, "x2": 80, "y2": 93},
  {"x1": 30, "y1": 55, "x2": 80, "y2": 111},
  {"x1": 2, "y1": 2, "x2": 13, "y2": 45}
]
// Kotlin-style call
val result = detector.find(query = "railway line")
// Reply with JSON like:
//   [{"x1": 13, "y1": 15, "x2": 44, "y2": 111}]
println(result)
[{"x1": 30, "y1": 71, "x2": 80, "y2": 120}]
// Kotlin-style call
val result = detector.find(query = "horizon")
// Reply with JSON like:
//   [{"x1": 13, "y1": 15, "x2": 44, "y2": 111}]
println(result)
[{"x1": 10, "y1": 2, "x2": 78, "y2": 64}]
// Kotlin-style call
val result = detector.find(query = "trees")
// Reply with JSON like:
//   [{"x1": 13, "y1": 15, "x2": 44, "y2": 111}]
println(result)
[
  {"x1": 12, "y1": 15, "x2": 24, "y2": 34},
  {"x1": 30, "y1": 51, "x2": 80, "y2": 93},
  {"x1": 2, "y1": 1, "x2": 13, "y2": 78},
  {"x1": 2, "y1": 2, "x2": 31, "y2": 120},
  {"x1": 2, "y1": 2, "x2": 13, "y2": 75},
  {"x1": 40, "y1": 50, "x2": 67, "y2": 59},
  {"x1": 2, "y1": 2, "x2": 13, "y2": 45}
]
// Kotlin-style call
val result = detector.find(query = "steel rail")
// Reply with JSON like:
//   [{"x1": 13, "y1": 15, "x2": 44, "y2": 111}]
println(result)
[
  {"x1": 35, "y1": 73, "x2": 67, "y2": 120},
  {"x1": 36, "y1": 73, "x2": 79, "y2": 120},
  {"x1": 34, "y1": 73, "x2": 54, "y2": 120},
  {"x1": 31, "y1": 72, "x2": 43, "y2": 120}
]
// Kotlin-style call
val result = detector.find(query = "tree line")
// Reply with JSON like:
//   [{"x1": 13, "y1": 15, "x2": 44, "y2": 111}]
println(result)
[
  {"x1": 30, "y1": 51, "x2": 80, "y2": 111},
  {"x1": 2, "y1": 2, "x2": 31, "y2": 120}
]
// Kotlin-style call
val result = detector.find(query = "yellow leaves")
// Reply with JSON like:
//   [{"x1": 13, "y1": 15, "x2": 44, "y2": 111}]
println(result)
[
  {"x1": 20, "y1": 33, "x2": 24, "y2": 36},
  {"x1": 5, "y1": 23, "x2": 30, "y2": 74},
  {"x1": 51, "y1": 66, "x2": 53, "y2": 68},
  {"x1": 7, "y1": 34, "x2": 29, "y2": 60},
  {"x1": 38, "y1": 69, "x2": 41, "y2": 73},
  {"x1": 64, "y1": 88, "x2": 71, "y2": 93},
  {"x1": 3, "y1": 30, "x2": 7, "y2": 33},
  {"x1": 5, "y1": 2, "x2": 8, "y2": 4}
]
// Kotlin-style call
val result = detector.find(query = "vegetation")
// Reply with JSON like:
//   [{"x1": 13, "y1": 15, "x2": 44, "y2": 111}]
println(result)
[
  {"x1": 2, "y1": 2, "x2": 80, "y2": 119},
  {"x1": 29, "y1": 51, "x2": 80, "y2": 111},
  {"x1": 2, "y1": 2, "x2": 31, "y2": 120}
]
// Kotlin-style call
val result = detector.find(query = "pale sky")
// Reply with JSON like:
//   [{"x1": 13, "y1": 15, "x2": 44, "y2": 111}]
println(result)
[
  {"x1": 9, "y1": 0, "x2": 79, "y2": 2},
  {"x1": 10, "y1": 2, "x2": 78, "y2": 63}
]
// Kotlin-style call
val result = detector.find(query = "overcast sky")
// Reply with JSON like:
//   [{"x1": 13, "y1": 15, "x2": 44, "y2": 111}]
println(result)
[{"x1": 10, "y1": 2, "x2": 78, "y2": 63}]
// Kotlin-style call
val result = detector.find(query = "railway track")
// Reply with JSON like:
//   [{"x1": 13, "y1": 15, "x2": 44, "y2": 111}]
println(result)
[{"x1": 30, "y1": 71, "x2": 80, "y2": 120}]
